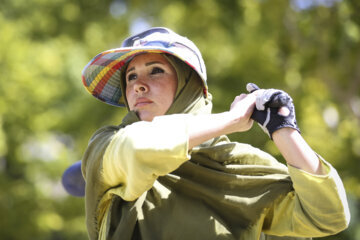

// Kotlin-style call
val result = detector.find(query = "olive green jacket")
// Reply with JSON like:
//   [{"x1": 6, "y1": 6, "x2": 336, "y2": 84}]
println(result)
[{"x1": 82, "y1": 114, "x2": 350, "y2": 240}]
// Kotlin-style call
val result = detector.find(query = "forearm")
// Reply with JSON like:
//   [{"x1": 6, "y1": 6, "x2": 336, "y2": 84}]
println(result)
[
  {"x1": 187, "y1": 112, "x2": 238, "y2": 149},
  {"x1": 188, "y1": 93, "x2": 256, "y2": 149},
  {"x1": 272, "y1": 128, "x2": 324, "y2": 175}
]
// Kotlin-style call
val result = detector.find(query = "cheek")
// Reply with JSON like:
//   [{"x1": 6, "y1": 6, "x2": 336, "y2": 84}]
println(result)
[
  {"x1": 125, "y1": 87, "x2": 134, "y2": 108},
  {"x1": 162, "y1": 79, "x2": 177, "y2": 109}
]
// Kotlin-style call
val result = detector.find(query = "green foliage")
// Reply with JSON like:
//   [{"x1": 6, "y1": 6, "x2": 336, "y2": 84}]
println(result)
[{"x1": 0, "y1": 0, "x2": 359, "y2": 239}]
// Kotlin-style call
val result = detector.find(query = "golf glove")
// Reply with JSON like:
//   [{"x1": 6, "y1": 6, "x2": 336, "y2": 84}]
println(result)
[{"x1": 246, "y1": 83, "x2": 300, "y2": 139}]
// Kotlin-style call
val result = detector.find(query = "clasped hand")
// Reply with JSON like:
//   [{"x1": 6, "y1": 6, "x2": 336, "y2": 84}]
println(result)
[{"x1": 229, "y1": 83, "x2": 300, "y2": 138}]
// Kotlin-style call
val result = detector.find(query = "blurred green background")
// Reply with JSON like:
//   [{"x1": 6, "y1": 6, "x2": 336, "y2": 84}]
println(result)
[{"x1": 0, "y1": 0, "x2": 359, "y2": 239}]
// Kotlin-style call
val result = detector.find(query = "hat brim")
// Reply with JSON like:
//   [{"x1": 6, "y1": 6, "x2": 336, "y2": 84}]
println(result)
[{"x1": 82, "y1": 46, "x2": 207, "y2": 107}]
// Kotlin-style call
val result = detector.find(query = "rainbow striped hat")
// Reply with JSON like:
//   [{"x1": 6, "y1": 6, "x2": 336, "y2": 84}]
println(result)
[{"x1": 82, "y1": 27, "x2": 207, "y2": 107}]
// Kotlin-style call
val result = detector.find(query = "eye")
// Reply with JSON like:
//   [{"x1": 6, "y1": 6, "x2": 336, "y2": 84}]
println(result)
[
  {"x1": 127, "y1": 73, "x2": 137, "y2": 82},
  {"x1": 151, "y1": 67, "x2": 164, "y2": 75}
]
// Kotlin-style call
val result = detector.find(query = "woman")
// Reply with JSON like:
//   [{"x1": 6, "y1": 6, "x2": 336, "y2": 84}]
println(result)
[{"x1": 78, "y1": 27, "x2": 349, "y2": 240}]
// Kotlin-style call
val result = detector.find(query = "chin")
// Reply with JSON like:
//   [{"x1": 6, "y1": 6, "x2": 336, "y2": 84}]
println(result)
[
  {"x1": 141, "y1": 117, "x2": 154, "y2": 122},
  {"x1": 138, "y1": 112, "x2": 155, "y2": 122}
]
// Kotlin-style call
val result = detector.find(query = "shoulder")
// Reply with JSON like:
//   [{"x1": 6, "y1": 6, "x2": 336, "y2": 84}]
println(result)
[
  {"x1": 89, "y1": 125, "x2": 121, "y2": 143},
  {"x1": 82, "y1": 125, "x2": 122, "y2": 175}
]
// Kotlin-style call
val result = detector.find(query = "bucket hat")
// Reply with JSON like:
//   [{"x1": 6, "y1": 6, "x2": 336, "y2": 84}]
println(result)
[{"x1": 82, "y1": 27, "x2": 207, "y2": 107}]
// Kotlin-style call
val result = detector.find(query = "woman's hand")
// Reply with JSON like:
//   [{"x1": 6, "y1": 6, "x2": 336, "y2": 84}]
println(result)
[
  {"x1": 247, "y1": 83, "x2": 323, "y2": 174},
  {"x1": 246, "y1": 83, "x2": 300, "y2": 139},
  {"x1": 186, "y1": 92, "x2": 257, "y2": 149},
  {"x1": 228, "y1": 93, "x2": 257, "y2": 133}
]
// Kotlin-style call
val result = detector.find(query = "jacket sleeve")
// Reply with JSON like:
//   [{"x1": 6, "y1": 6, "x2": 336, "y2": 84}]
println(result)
[
  {"x1": 262, "y1": 158, "x2": 350, "y2": 238},
  {"x1": 102, "y1": 114, "x2": 191, "y2": 201}
]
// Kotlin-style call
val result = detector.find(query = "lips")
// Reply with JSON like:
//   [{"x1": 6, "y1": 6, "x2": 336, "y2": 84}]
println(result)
[{"x1": 134, "y1": 97, "x2": 153, "y2": 108}]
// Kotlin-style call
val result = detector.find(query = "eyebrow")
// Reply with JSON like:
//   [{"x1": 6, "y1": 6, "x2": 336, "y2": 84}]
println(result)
[{"x1": 126, "y1": 61, "x2": 164, "y2": 73}]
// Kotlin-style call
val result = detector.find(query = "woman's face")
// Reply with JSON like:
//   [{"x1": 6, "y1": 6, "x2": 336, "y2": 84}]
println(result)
[{"x1": 125, "y1": 53, "x2": 178, "y2": 121}]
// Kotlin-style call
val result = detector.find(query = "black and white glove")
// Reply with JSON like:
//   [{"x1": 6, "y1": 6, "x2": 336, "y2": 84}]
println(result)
[{"x1": 246, "y1": 83, "x2": 300, "y2": 139}]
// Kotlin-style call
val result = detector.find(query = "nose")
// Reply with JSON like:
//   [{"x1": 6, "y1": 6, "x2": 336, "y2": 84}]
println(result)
[{"x1": 134, "y1": 79, "x2": 148, "y2": 94}]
